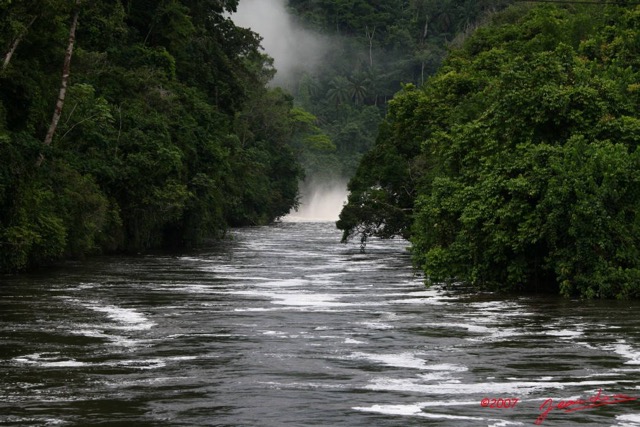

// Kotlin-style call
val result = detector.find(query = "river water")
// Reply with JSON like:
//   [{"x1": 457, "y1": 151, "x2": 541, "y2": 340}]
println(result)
[{"x1": 1, "y1": 222, "x2": 639, "y2": 426}]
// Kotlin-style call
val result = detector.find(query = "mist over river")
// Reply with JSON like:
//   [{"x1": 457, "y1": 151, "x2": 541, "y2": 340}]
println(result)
[{"x1": 1, "y1": 222, "x2": 640, "y2": 426}]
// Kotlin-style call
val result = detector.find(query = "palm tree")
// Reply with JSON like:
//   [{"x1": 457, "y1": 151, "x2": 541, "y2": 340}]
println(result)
[
  {"x1": 347, "y1": 74, "x2": 369, "y2": 104},
  {"x1": 326, "y1": 76, "x2": 351, "y2": 107}
]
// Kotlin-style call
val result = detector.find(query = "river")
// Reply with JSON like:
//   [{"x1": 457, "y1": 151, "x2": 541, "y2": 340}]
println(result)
[{"x1": 1, "y1": 222, "x2": 639, "y2": 426}]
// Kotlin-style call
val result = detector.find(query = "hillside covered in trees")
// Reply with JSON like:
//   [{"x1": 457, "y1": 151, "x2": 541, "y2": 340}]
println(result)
[
  {"x1": 0, "y1": 0, "x2": 326, "y2": 272},
  {"x1": 286, "y1": 0, "x2": 514, "y2": 180},
  {"x1": 338, "y1": 2, "x2": 640, "y2": 299}
]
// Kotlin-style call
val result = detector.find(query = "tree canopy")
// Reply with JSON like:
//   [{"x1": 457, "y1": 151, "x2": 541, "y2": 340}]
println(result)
[
  {"x1": 338, "y1": 3, "x2": 640, "y2": 298},
  {"x1": 0, "y1": 0, "x2": 316, "y2": 271},
  {"x1": 286, "y1": 0, "x2": 514, "y2": 181}
]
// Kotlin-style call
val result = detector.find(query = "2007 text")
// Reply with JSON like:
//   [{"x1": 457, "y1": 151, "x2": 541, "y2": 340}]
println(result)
[{"x1": 480, "y1": 398, "x2": 519, "y2": 409}]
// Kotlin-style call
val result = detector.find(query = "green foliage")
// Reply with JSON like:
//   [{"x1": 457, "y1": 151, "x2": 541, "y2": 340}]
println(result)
[
  {"x1": 287, "y1": 0, "x2": 515, "y2": 182},
  {"x1": 340, "y1": 3, "x2": 640, "y2": 298},
  {"x1": 337, "y1": 87, "x2": 423, "y2": 244},
  {"x1": 0, "y1": 0, "x2": 308, "y2": 272}
]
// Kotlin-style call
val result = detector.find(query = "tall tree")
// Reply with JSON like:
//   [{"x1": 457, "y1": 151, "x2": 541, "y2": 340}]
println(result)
[{"x1": 38, "y1": 0, "x2": 82, "y2": 166}]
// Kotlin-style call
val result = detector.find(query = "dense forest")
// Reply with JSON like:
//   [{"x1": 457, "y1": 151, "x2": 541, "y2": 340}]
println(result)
[
  {"x1": 286, "y1": 0, "x2": 514, "y2": 180},
  {"x1": 4, "y1": 0, "x2": 638, "y2": 300},
  {"x1": 338, "y1": 2, "x2": 640, "y2": 299},
  {"x1": 0, "y1": 0, "x2": 516, "y2": 273},
  {"x1": 0, "y1": 0, "x2": 328, "y2": 272}
]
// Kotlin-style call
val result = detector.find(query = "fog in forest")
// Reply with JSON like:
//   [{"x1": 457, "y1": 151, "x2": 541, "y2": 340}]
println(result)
[
  {"x1": 231, "y1": 0, "x2": 328, "y2": 89},
  {"x1": 232, "y1": 0, "x2": 348, "y2": 221}
]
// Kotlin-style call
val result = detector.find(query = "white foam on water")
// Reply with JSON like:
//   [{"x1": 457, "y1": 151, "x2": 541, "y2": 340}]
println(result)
[
  {"x1": 352, "y1": 403, "x2": 424, "y2": 416},
  {"x1": 448, "y1": 322, "x2": 494, "y2": 334},
  {"x1": 101, "y1": 376, "x2": 193, "y2": 389},
  {"x1": 70, "y1": 328, "x2": 140, "y2": 348},
  {"x1": 1, "y1": 417, "x2": 66, "y2": 425},
  {"x1": 87, "y1": 303, "x2": 155, "y2": 331},
  {"x1": 414, "y1": 400, "x2": 482, "y2": 407},
  {"x1": 365, "y1": 378, "x2": 622, "y2": 395},
  {"x1": 422, "y1": 322, "x2": 492, "y2": 334},
  {"x1": 226, "y1": 288, "x2": 380, "y2": 310},
  {"x1": 349, "y1": 352, "x2": 428, "y2": 370},
  {"x1": 12, "y1": 353, "x2": 88, "y2": 368},
  {"x1": 489, "y1": 328, "x2": 523, "y2": 338},
  {"x1": 613, "y1": 414, "x2": 640, "y2": 426},
  {"x1": 608, "y1": 341, "x2": 640, "y2": 365},
  {"x1": 214, "y1": 275, "x2": 273, "y2": 281},
  {"x1": 358, "y1": 321, "x2": 394, "y2": 330},
  {"x1": 258, "y1": 381, "x2": 349, "y2": 390},
  {"x1": 12, "y1": 353, "x2": 194, "y2": 371},
  {"x1": 418, "y1": 371, "x2": 459, "y2": 382},
  {"x1": 109, "y1": 356, "x2": 196, "y2": 370},
  {"x1": 352, "y1": 403, "x2": 503, "y2": 422},
  {"x1": 546, "y1": 329, "x2": 584, "y2": 339},
  {"x1": 71, "y1": 282, "x2": 99, "y2": 290},
  {"x1": 112, "y1": 358, "x2": 166, "y2": 370},
  {"x1": 166, "y1": 356, "x2": 199, "y2": 361},
  {"x1": 272, "y1": 292, "x2": 349, "y2": 308},
  {"x1": 347, "y1": 352, "x2": 468, "y2": 372},
  {"x1": 463, "y1": 328, "x2": 524, "y2": 342}
]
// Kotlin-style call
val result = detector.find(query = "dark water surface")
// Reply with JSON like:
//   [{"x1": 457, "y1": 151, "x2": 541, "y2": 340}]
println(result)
[{"x1": 1, "y1": 222, "x2": 639, "y2": 426}]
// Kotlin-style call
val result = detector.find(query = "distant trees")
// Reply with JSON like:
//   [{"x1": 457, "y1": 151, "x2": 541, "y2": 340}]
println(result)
[
  {"x1": 287, "y1": 0, "x2": 514, "y2": 181},
  {"x1": 338, "y1": 3, "x2": 640, "y2": 298}
]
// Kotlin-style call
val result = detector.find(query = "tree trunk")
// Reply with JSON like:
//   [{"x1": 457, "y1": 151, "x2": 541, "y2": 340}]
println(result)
[
  {"x1": 37, "y1": 1, "x2": 81, "y2": 166},
  {"x1": 2, "y1": 15, "x2": 38, "y2": 71},
  {"x1": 366, "y1": 26, "x2": 375, "y2": 69},
  {"x1": 420, "y1": 16, "x2": 428, "y2": 86},
  {"x1": 423, "y1": 16, "x2": 429, "y2": 40}
]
